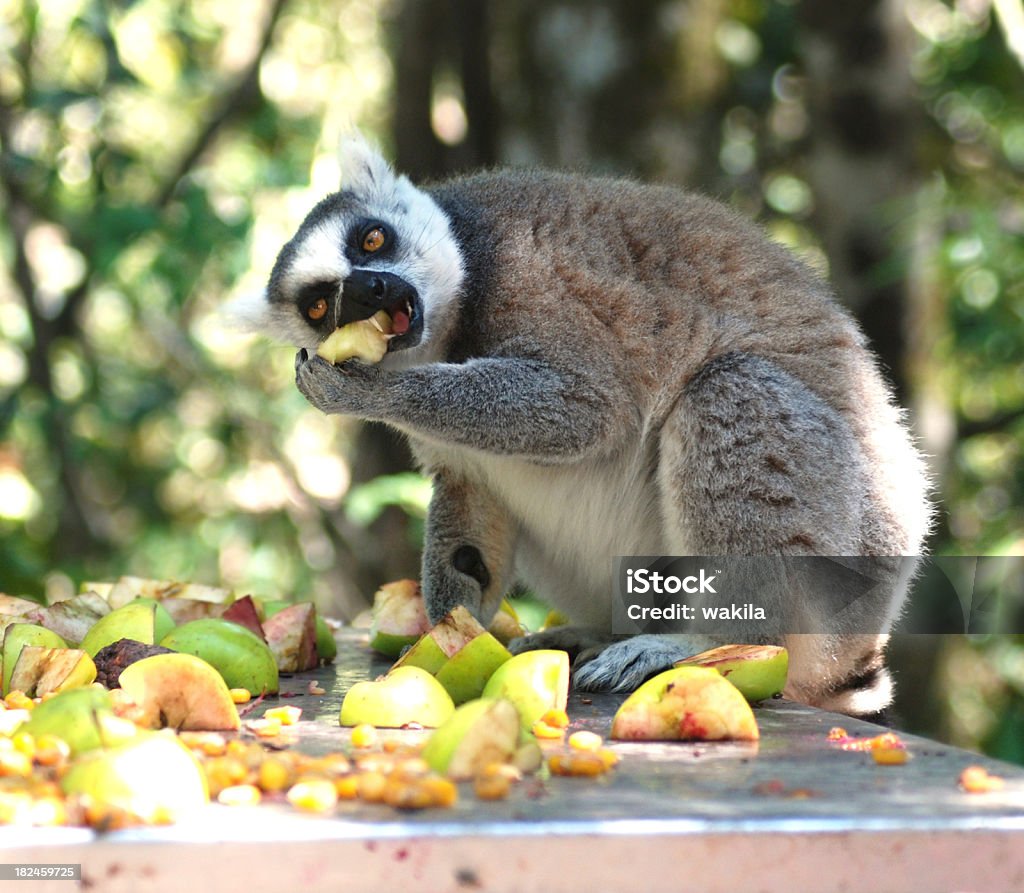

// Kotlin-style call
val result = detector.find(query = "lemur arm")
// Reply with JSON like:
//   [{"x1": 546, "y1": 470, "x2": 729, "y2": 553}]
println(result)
[{"x1": 295, "y1": 351, "x2": 625, "y2": 461}]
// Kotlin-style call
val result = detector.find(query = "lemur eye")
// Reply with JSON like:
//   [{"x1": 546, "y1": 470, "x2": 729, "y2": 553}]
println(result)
[
  {"x1": 362, "y1": 226, "x2": 386, "y2": 253},
  {"x1": 306, "y1": 298, "x2": 329, "y2": 321}
]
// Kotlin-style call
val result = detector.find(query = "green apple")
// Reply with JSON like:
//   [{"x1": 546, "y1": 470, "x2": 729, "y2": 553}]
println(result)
[
  {"x1": 161, "y1": 618, "x2": 278, "y2": 695},
  {"x1": 118, "y1": 653, "x2": 241, "y2": 731},
  {"x1": 9, "y1": 645, "x2": 96, "y2": 697},
  {"x1": 22, "y1": 686, "x2": 133, "y2": 755},
  {"x1": 368, "y1": 579, "x2": 431, "y2": 657},
  {"x1": 434, "y1": 633, "x2": 512, "y2": 705},
  {"x1": 481, "y1": 649, "x2": 570, "y2": 733},
  {"x1": 263, "y1": 599, "x2": 335, "y2": 664},
  {"x1": 390, "y1": 631, "x2": 447, "y2": 674},
  {"x1": 421, "y1": 698, "x2": 521, "y2": 780},
  {"x1": 3, "y1": 623, "x2": 68, "y2": 695},
  {"x1": 610, "y1": 666, "x2": 759, "y2": 741},
  {"x1": 79, "y1": 599, "x2": 175, "y2": 657},
  {"x1": 340, "y1": 665, "x2": 455, "y2": 728},
  {"x1": 61, "y1": 733, "x2": 209, "y2": 822},
  {"x1": 675, "y1": 644, "x2": 788, "y2": 702}
]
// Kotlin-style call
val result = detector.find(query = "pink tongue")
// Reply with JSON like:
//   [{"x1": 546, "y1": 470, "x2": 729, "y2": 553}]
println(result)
[{"x1": 391, "y1": 310, "x2": 411, "y2": 335}]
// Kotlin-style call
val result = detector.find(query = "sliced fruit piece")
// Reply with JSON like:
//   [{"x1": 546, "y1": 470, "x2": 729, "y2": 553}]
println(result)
[
  {"x1": 488, "y1": 599, "x2": 527, "y2": 645},
  {"x1": 675, "y1": 644, "x2": 788, "y2": 702},
  {"x1": 107, "y1": 576, "x2": 232, "y2": 609},
  {"x1": 0, "y1": 593, "x2": 43, "y2": 615},
  {"x1": 61, "y1": 733, "x2": 209, "y2": 822},
  {"x1": 317, "y1": 311, "x2": 393, "y2": 365},
  {"x1": 481, "y1": 649, "x2": 570, "y2": 733},
  {"x1": 22, "y1": 687, "x2": 127, "y2": 756},
  {"x1": 9, "y1": 646, "x2": 97, "y2": 696},
  {"x1": 263, "y1": 600, "x2": 335, "y2": 664},
  {"x1": 159, "y1": 598, "x2": 224, "y2": 624},
  {"x1": 421, "y1": 698, "x2": 521, "y2": 780},
  {"x1": 434, "y1": 632, "x2": 512, "y2": 705},
  {"x1": 3, "y1": 623, "x2": 68, "y2": 695},
  {"x1": 22, "y1": 595, "x2": 110, "y2": 646},
  {"x1": 262, "y1": 603, "x2": 318, "y2": 673},
  {"x1": 118, "y1": 653, "x2": 241, "y2": 731},
  {"x1": 160, "y1": 618, "x2": 279, "y2": 695},
  {"x1": 339, "y1": 665, "x2": 454, "y2": 729},
  {"x1": 610, "y1": 666, "x2": 759, "y2": 741},
  {"x1": 391, "y1": 631, "x2": 448, "y2": 674},
  {"x1": 79, "y1": 599, "x2": 175, "y2": 658},
  {"x1": 368, "y1": 579, "x2": 431, "y2": 657},
  {"x1": 220, "y1": 595, "x2": 266, "y2": 641}
]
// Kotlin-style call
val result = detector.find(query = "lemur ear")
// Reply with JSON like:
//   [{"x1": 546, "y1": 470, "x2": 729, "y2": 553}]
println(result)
[{"x1": 338, "y1": 132, "x2": 395, "y2": 197}]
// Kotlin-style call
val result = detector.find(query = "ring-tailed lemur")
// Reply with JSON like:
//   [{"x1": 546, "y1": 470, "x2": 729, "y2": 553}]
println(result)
[{"x1": 241, "y1": 137, "x2": 931, "y2": 715}]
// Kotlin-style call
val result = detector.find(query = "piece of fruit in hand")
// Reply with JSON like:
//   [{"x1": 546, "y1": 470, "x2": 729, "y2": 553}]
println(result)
[{"x1": 317, "y1": 311, "x2": 393, "y2": 364}]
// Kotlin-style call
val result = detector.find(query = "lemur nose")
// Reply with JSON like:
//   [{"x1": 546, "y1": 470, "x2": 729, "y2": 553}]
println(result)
[{"x1": 370, "y1": 277, "x2": 387, "y2": 299}]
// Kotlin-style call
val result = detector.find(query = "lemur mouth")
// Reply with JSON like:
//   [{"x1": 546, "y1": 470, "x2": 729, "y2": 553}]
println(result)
[
  {"x1": 380, "y1": 292, "x2": 422, "y2": 352},
  {"x1": 339, "y1": 269, "x2": 423, "y2": 351}
]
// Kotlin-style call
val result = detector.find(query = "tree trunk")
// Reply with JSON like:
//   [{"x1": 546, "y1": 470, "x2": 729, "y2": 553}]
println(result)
[{"x1": 796, "y1": 0, "x2": 922, "y2": 401}]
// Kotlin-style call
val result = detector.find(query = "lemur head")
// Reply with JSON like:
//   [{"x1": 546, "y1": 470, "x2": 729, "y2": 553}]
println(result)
[{"x1": 241, "y1": 137, "x2": 464, "y2": 366}]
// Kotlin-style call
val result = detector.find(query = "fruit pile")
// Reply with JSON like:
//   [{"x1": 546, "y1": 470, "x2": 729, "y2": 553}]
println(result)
[{"x1": 0, "y1": 576, "x2": 795, "y2": 830}]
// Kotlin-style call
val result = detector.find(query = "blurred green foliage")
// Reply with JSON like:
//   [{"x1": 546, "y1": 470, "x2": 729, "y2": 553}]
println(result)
[{"x1": 1, "y1": 0, "x2": 1023, "y2": 761}]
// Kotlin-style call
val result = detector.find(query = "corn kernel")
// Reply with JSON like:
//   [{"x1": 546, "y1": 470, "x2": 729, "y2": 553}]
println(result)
[
  {"x1": 229, "y1": 688, "x2": 252, "y2": 705},
  {"x1": 204, "y1": 756, "x2": 248, "y2": 794},
  {"x1": 287, "y1": 779, "x2": 338, "y2": 813},
  {"x1": 28, "y1": 796, "x2": 67, "y2": 827},
  {"x1": 351, "y1": 723, "x2": 377, "y2": 748},
  {"x1": 0, "y1": 749, "x2": 33, "y2": 778},
  {"x1": 179, "y1": 732, "x2": 228, "y2": 756},
  {"x1": 390, "y1": 757, "x2": 430, "y2": 781},
  {"x1": 357, "y1": 771, "x2": 389, "y2": 803},
  {"x1": 257, "y1": 758, "x2": 292, "y2": 793},
  {"x1": 597, "y1": 748, "x2": 620, "y2": 769},
  {"x1": 419, "y1": 776, "x2": 458, "y2": 808},
  {"x1": 32, "y1": 734, "x2": 70, "y2": 768},
  {"x1": 218, "y1": 784, "x2": 262, "y2": 807},
  {"x1": 264, "y1": 706, "x2": 301, "y2": 726},
  {"x1": 548, "y1": 752, "x2": 607, "y2": 777},
  {"x1": 872, "y1": 747, "x2": 909, "y2": 765},
  {"x1": 11, "y1": 731, "x2": 35, "y2": 757},
  {"x1": 539, "y1": 709, "x2": 570, "y2": 729},
  {"x1": 827, "y1": 727, "x2": 848, "y2": 741},
  {"x1": 383, "y1": 780, "x2": 435, "y2": 810},
  {"x1": 568, "y1": 731, "x2": 603, "y2": 751},
  {"x1": 531, "y1": 720, "x2": 565, "y2": 740},
  {"x1": 335, "y1": 774, "x2": 361, "y2": 800},
  {"x1": 474, "y1": 772, "x2": 512, "y2": 801},
  {"x1": 4, "y1": 691, "x2": 34, "y2": 711},
  {"x1": 479, "y1": 762, "x2": 521, "y2": 782},
  {"x1": 960, "y1": 765, "x2": 1005, "y2": 793},
  {"x1": 246, "y1": 717, "x2": 282, "y2": 738}
]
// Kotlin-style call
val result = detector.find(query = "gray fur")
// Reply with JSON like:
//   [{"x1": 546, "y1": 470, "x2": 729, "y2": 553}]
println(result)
[{"x1": 266, "y1": 137, "x2": 932, "y2": 716}]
